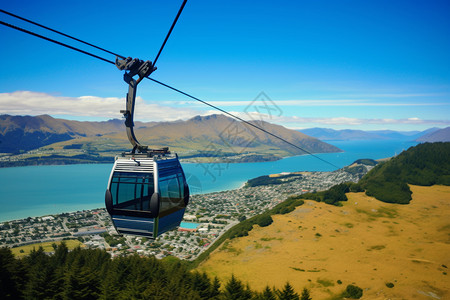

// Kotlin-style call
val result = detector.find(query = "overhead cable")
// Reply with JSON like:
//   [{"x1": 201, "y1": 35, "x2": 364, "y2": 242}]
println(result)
[
  {"x1": 148, "y1": 77, "x2": 340, "y2": 169},
  {"x1": 0, "y1": 9, "x2": 126, "y2": 59},
  {"x1": 153, "y1": 0, "x2": 187, "y2": 66},
  {"x1": 0, "y1": 17, "x2": 341, "y2": 170},
  {"x1": 0, "y1": 20, "x2": 116, "y2": 65}
]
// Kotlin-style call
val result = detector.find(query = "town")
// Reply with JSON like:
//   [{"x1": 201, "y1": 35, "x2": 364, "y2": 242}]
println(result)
[{"x1": 0, "y1": 165, "x2": 370, "y2": 260}]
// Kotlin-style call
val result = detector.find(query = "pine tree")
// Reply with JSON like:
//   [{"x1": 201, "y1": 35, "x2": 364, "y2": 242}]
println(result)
[
  {"x1": 63, "y1": 250, "x2": 100, "y2": 300},
  {"x1": 209, "y1": 276, "x2": 222, "y2": 299},
  {"x1": 300, "y1": 288, "x2": 312, "y2": 300},
  {"x1": 224, "y1": 274, "x2": 252, "y2": 300},
  {"x1": 53, "y1": 241, "x2": 68, "y2": 265},
  {"x1": 0, "y1": 247, "x2": 25, "y2": 299},
  {"x1": 260, "y1": 286, "x2": 277, "y2": 300},
  {"x1": 191, "y1": 271, "x2": 212, "y2": 299},
  {"x1": 278, "y1": 282, "x2": 299, "y2": 300},
  {"x1": 23, "y1": 246, "x2": 60, "y2": 299}
]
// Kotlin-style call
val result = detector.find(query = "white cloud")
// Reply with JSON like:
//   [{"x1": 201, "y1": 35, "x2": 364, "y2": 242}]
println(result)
[
  {"x1": 225, "y1": 111, "x2": 450, "y2": 128},
  {"x1": 0, "y1": 91, "x2": 203, "y2": 122},
  {"x1": 1, "y1": 91, "x2": 448, "y2": 129},
  {"x1": 276, "y1": 115, "x2": 450, "y2": 126},
  {"x1": 168, "y1": 99, "x2": 448, "y2": 107}
]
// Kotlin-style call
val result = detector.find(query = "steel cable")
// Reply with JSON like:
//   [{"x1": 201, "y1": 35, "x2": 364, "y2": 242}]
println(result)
[
  {"x1": 0, "y1": 9, "x2": 126, "y2": 59},
  {"x1": 0, "y1": 17, "x2": 341, "y2": 170},
  {"x1": 0, "y1": 20, "x2": 116, "y2": 65},
  {"x1": 153, "y1": 0, "x2": 187, "y2": 66}
]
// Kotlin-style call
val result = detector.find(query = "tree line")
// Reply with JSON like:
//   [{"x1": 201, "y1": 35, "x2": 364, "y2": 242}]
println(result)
[
  {"x1": 1, "y1": 243, "x2": 314, "y2": 299},
  {"x1": 301, "y1": 142, "x2": 450, "y2": 205},
  {"x1": 358, "y1": 142, "x2": 450, "y2": 204}
]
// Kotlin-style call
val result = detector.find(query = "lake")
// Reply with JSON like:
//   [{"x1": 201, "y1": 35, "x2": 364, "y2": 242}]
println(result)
[{"x1": 0, "y1": 140, "x2": 418, "y2": 222}]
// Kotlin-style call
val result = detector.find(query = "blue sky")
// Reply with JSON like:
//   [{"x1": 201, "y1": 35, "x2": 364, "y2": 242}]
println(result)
[{"x1": 0, "y1": 0, "x2": 449, "y2": 131}]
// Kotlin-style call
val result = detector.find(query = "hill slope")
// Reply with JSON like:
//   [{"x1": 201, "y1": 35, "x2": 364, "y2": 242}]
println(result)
[
  {"x1": 197, "y1": 185, "x2": 450, "y2": 299},
  {"x1": 0, "y1": 114, "x2": 138, "y2": 153},
  {"x1": 197, "y1": 142, "x2": 450, "y2": 298},
  {"x1": 130, "y1": 115, "x2": 341, "y2": 157},
  {"x1": 358, "y1": 142, "x2": 450, "y2": 204}
]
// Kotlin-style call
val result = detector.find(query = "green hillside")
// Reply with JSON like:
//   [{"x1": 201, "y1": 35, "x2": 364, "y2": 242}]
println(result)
[
  {"x1": 358, "y1": 142, "x2": 450, "y2": 204},
  {"x1": 296, "y1": 142, "x2": 450, "y2": 205}
]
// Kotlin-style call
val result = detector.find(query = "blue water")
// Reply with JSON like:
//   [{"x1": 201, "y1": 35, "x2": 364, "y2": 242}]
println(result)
[
  {"x1": 0, "y1": 140, "x2": 418, "y2": 222},
  {"x1": 179, "y1": 222, "x2": 200, "y2": 229}
]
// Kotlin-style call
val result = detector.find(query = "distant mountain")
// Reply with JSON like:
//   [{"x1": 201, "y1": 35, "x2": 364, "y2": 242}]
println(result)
[
  {"x1": 0, "y1": 114, "x2": 158, "y2": 153},
  {"x1": 416, "y1": 126, "x2": 450, "y2": 142},
  {"x1": 299, "y1": 127, "x2": 440, "y2": 141},
  {"x1": 0, "y1": 115, "x2": 119, "y2": 153},
  {"x1": 83, "y1": 114, "x2": 341, "y2": 159},
  {"x1": 300, "y1": 128, "x2": 383, "y2": 140},
  {"x1": 0, "y1": 114, "x2": 340, "y2": 163}
]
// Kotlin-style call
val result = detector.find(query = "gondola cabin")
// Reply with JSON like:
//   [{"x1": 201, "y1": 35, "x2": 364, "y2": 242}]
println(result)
[{"x1": 105, "y1": 153, "x2": 189, "y2": 238}]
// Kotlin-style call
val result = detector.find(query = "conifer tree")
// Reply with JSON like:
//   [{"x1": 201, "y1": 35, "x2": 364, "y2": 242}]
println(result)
[
  {"x1": 260, "y1": 285, "x2": 277, "y2": 300},
  {"x1": 22, "y1": 247, "x2": 58, "y2": 299},
  {"x1": 278, "y1": 282, "x2": 299, "y2": 300},
  {"x1": 191, "y1": 271, "x2": 212, "y2": 299},
  {"x1": 63, "y1": 250, "x2": 100, "y2": 299},
  {"x1": 0, "y1": 247, "x2": 26, "y2": 299},
  {"x1": 209, "y1": 276, "x2": 222, "y2": 299},
  {"x1": 224, "y1": 274, "x2": 252, "y2": 299},
  {"x1": 300, "y1": 288, "x2": 312, "y2": 300},
  {"x1": 53, "y1": 241, "x2": 68, "y2": 265}
]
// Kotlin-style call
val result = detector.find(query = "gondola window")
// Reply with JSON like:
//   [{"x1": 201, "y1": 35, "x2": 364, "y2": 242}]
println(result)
[
  {"x1": 159, "y1": 174, "x2": 184, "y2": 215},
  {"x1": 110, "y1": 172, "x2": 155, "y2": 211}
]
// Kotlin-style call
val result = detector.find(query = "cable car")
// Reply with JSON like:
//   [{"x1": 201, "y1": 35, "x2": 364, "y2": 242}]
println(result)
[
  {"x1": 105, "y1": 57, "x2": 189, "y2": 238},
  {"x1": 105, "y1": 151, "x2": 189, "y2": 238}
]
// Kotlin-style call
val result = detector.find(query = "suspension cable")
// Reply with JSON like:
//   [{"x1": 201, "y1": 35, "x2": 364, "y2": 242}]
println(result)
[
  {"x1": 148, "y1": 77, "x2": 340, "y2": 169},
  {"x1": 0, "y1": 17, "x2": 341, "y2": 170},
  {"x1": 0, "y1": 20, "x2": 116, "y2": 65},
  {"x1": 0, "y1": 9, "x2": 126, "y2": 59},
  {"x1": 153, "y1": 0, "x2": 187, "y2": 66}
]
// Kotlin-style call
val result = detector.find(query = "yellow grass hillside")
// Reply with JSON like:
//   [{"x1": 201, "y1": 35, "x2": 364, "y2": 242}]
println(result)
[{"x1": 197, "y1": 185, "x2": 450, "y2": 299}]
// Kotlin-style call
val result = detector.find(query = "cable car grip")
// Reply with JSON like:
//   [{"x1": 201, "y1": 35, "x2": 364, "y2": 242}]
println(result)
[{"x1": 116, "y1": 56, "x2": 157, "y2": 153}]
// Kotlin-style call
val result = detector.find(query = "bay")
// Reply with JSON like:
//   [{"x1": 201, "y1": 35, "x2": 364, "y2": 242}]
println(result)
[{"x1": 0, "y1": 140, "x2": 418, "y2": 222}]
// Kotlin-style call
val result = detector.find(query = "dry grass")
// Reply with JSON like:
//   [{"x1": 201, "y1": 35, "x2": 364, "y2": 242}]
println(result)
[
  {"x1": 11, "y1": 240, "x2": 84, "y2": 258},
  {"x1": 197, "y1": 185, "x2": 450, "y2": 299}
]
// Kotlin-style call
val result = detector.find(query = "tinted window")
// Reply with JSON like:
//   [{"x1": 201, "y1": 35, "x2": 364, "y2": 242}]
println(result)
[
  {"x1": 110, "y1": 172, "x2": 154, "y2": 211},
  {"x1": 159, "y1": 174, "x2": 184, "y2": 213}
]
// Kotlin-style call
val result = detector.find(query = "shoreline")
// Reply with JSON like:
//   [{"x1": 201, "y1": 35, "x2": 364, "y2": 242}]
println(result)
[
  {"x1": 1, "y1": 140, "x2": 415, "y2": 224},
  {"x1": 0, "y1": 183, "x2": 249, "y2": 224},
  {"x1": 0, "y1": 148, "x2": 345, "y2": 169},
  {"x1": 0, "y1": 169, "x2": 322, "y2": 224}
]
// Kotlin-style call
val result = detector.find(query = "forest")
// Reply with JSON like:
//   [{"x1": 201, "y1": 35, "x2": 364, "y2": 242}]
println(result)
[
  {"x1": 299, "y1": 142, "x2": 450, "y2": 205},
  {"x1": 0, "y1": 243, "x2": 318, "y2": 300},
  {"x1": 358, "y1": 142, "x2": 450, "y2": 203},
  {"x1": 246, "y1": 174, "x2": 303, "y2": 188}
]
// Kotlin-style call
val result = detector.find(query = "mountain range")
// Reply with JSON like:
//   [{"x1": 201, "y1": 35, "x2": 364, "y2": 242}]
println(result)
[
  {"x1": 0, "y1": 114, "x2": 340, "y2": 164},
  {"x1": 416, "y1": 126, "x2": 450, "y2": 142},
  {"x1": 2, "y1": 114, "x2": 448, "y2": 167},
  {"x1": 299, "y1": 127, "x2": 449, "y2": 142}
]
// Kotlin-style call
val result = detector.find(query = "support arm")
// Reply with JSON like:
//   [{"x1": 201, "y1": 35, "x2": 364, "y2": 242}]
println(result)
[{"x1": 116, "y1": 57, "x2": 156, "y2": 153}]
